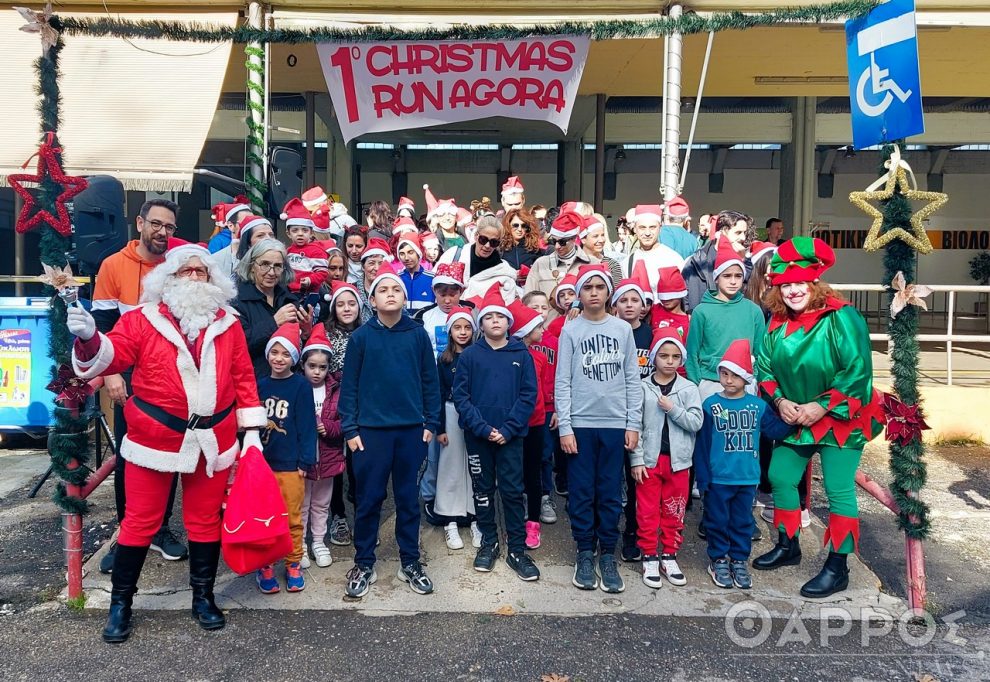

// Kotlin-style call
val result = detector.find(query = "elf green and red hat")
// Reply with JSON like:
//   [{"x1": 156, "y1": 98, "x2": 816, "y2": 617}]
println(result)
[{"x1": 767, "y1": 236, "x2": 835, "y2": 286}]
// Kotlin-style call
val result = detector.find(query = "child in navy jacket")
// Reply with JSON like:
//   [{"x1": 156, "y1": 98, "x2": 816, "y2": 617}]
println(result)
[
  {"x1": 453, "y1": 285, "x2": 539, "y2": 581},
  {"x1": 339, "y1": 270, "x2": 441, "y2": 598},
  {"x1": 695, "y1": 339, "x2": 791, "y2": 591}
]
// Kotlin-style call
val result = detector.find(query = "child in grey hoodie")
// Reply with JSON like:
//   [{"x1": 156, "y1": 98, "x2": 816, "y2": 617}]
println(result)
[{"x1": 629, "y1": 328, "x2": 703, "y2": 589}]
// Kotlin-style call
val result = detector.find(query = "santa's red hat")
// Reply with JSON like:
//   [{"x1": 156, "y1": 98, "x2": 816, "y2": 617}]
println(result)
[
  {"x1": 396, "y1": 231, "x2": 423, "y2": 259},
  {"x1": 328, "y1": 280, "x2": 360, "y2": 309},
  {"x1": 456, "y1": 206, "x2": 474, "y2": 229},
  {"x1": 748, "y1": 240, "x2": 777, "y2": 266},
  {"x1": 392, "y1": 216, "x2": 419, "y2": 236},
  {"x1": 424, "y1": 184, "x2": 457, "y2": 219},
  {"x1": 432, "y1": 261, "x2": 465, "y2": 289},
  {"x1": 575, "y1": 263, "x2": 613, "y2": 296},
  {"x1": 361, "y1": 237, "x2": 391, "y2": 261},
  {"x1": 551, "y1": 274, "x2": 578, "y2": 307},
  {"x1": 501, "y1": 176, "x2": 525, "y2": 197},
  {"x1": 312, "y1": 204, "x2": 333, "y2": 234},
  {"x1": 718, "y1": 338, "x2": 755, "y2": 384},
  {"x1": 663, "y1": 196, "x2": 691, "y2": 220},
  {"x1": 266, "y1": 322, "x2": 301, "y2": 364},
  {"x1": 421, "y1": 231, "x2": 440, "y2": 250},
  {"x1": 281, "y1": 198, "x2": 316, "y2": 230},
  {"x1": 611, "y1": 277, "x2": 646, "y2": 307},
  {"x1": 237, "y1": 214, "x2": 273, "y2": 243},
  {"x1": 369, "y1": 268, "x2": 407, "y2": 297},
  {"x1": 550, "y1": 211, "x2": 585, "y2": 241},
  {"x1": 713, "y1": 235, "x2": 746, "y2": 279},
  {"x1": 559, "y1": 201, "x2": 579, "y2": 214},
  {"x1": 634, "y1": 204, "x2": 664, "y2": 224},
  {"x1": 301, "y1": 186, "x2": 328, "y2": 212},
  {"x1": 165, "y1": 240, "x2": 211, "y2": 269},
  {"x1": 581, "y1": 214, "x2": 607, "y2": 240},
  {"x1": 303, "y1": 324, "x2": 333, "y2": 357},
  {"x1": 655, "y1": 266, "x2": 688, "y2": 301},
  {"x1": 508, "y1": 299, "x2": 544, "y2": 338},
  {"x1": 648, "y1": 327, "x2": 687, "y2": 365},
  {"x1": 630, "y1": 258, "x2": 654, "y2": 302},
  {"x1": 211, "y1": 195, "x2": 251, "y2": 227},
  {"x1": 445, "y1": 305, "x2": 477, "y2": 333},
  {"x1": 476, "y1": 282, "x2": 513, "y2": 326},
  {"x1": 396, "y1": 196, "x2": 415, "y2": 216}
]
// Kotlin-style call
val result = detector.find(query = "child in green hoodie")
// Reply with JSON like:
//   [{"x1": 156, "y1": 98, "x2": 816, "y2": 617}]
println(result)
[{"x1": 685, "y1": 237, "x2": 766, "y2": 402}]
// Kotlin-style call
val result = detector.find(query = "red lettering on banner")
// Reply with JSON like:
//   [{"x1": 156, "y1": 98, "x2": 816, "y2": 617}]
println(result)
[
  {"x1": 448, "y1": 77, "x2": 566, "y2": 112},
  {"x1": 373, "y1": 82, "x2": 445, "y2": 117},
  {"x1": 367, "y1": 45, "x2": 394, "y2": 77},
  {"x1": 547, "y1": 40, "x2": 575, "y2": 71}
]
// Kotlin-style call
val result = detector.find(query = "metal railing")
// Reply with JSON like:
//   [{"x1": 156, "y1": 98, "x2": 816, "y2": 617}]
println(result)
[{"x1": 831, "y1": 283, "x2": 990, "y2": 386}]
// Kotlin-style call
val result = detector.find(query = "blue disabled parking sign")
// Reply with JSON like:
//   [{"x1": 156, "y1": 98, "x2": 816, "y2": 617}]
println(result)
[{"x1": 846, "y1": 0, "x2": 924, "y2": 149}]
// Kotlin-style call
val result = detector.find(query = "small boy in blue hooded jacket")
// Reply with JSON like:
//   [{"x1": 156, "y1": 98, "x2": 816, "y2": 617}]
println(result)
[{"x1": 453, "y1": 283, "x2": 539, "y2": 582}]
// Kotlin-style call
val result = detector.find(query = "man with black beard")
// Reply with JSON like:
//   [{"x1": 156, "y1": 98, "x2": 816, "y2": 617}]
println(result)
[
  {"x1": 68, "y1": 243, "x2": 266, "y2": 643},
  {"x1": 92, "y1": 199, "x2": 188, "y2": 573}
]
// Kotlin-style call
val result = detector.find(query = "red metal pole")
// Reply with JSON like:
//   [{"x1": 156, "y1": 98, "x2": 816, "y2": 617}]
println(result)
[
  {"x1": 80, "y1": 455, "x2": 116, "y2": 499},
  {"x1": 855, "y1": 469, "x2": 900, "y2": 514},
  {"x1": 63, "y1": 459, "x2": 84, "y2": 601}
]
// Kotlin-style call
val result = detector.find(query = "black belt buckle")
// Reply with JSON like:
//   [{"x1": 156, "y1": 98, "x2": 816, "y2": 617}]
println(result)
[{"x1": 186, "y1": 413, "x2": 204, "y2": 430}]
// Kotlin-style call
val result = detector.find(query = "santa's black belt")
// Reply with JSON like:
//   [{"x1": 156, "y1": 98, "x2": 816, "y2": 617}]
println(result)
[{"x1": 133, "y1": 396, "x2": 234, "y2": 432}]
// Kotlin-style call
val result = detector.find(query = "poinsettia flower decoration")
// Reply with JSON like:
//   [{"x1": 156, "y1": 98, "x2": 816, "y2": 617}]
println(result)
[
  {"x1": 889, "y1": 271, "x2": 932, "y2": 319},
  {"x1": 45, "y1": 364, "x2": 94, "y2": 406},
  {"x1": 880, "y1": 392, "x2": 929, "y2": 446}
]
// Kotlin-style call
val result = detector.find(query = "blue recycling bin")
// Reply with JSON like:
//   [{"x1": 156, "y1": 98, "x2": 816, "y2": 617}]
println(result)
[{"x1": 0, "y1": 297, "x2": 57, "y2": 432}]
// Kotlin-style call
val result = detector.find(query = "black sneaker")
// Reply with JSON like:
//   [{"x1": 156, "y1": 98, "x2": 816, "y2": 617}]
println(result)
[
  {"x1": 554, "y1": 476, "x2": 568, "y2": 497},
  {"x1": 99, "y1": 542, "x2": 116, "y2": 574},
  {"x1": 473, "y1": 543, "x2": 500, "y2": 572},
  {"x1": 697, "y1": 519, "x2": 707, "y2": 539},
  {"x1": 150, "y1": 528, "x2": 188, "y2": 561},
  {"x1": 751, "y1": 523, "x2": 763, "y2": 542},
  {"x1": 423, "y1": 499, "x2": 442, "y2": 527},
  {"x1": 572, "y1": 550, "x2": 598, "y2": 590},
  {"x1": 506, "y1": 552, "x2": 540, "y2": 582},
  {"x1": 597, "y1": 554, "x2": 625, "y2": 593},
  {"x1": 345, "y1": 564, "x2": 377, "y2": 598},
  {"x1": 620, "y1": 541, "x2": 642, "y2": 563},
  {"x1": 397, "y1": 561, "x2": 434, "y2": 595}
]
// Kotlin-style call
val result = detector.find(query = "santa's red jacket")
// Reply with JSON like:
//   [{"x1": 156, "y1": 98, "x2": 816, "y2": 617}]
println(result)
[{"x1": 72, "y1": 303, "x2": 266, "y2": 477}]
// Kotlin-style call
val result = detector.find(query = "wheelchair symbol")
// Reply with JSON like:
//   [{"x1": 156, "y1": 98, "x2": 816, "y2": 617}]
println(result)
[{"x1": 856, "y1": 52, "x2": 912, "y2": 118}]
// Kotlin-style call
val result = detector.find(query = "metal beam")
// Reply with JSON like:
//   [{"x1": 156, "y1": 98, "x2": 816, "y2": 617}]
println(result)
[
  {"x1": 820, "y1": 147, "x2": 838, "y2": 175},
  {"x1": 929, "y1": 146, "x2": 951, "y2": 174}
]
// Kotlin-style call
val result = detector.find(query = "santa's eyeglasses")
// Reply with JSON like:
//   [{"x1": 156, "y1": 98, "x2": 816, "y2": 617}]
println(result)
[{"x1": 176, "y1": 266, "x2": 209, "y2": 279}]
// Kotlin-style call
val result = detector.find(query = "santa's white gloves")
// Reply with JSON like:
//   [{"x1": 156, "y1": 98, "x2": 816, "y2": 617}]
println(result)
[
  {"x1": 241, "y1": 429, "x2": 263, "y2": 456},
  {"x1": 67, "y1": 306, "x2": 96, "y2": 341}
]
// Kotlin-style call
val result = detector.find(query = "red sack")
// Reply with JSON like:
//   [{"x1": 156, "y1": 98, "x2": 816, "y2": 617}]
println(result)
[{"x1": 221, "y1": 445, "x2": 292, "y2": 575}]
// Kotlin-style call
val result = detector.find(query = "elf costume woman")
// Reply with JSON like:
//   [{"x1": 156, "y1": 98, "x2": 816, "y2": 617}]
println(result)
[{"x1": 752, "y1": 237, "x2": 885, "y2": 598}]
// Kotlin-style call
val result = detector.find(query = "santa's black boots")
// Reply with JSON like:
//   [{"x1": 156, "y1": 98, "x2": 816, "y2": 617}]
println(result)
[
  {"x1": 103, "y1": 544, "x2": 149, "y2": 643},
  {"x1": 800, "y1": 551, "x2": 850, "y2": 598},
  {"x1": 188, "y1": 541, "x2": 226, "y2": 630},
  {"x1": 752, "y1": 531, "x2": 802, "y2": 570}
]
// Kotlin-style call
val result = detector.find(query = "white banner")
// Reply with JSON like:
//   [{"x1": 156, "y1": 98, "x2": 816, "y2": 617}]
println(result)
[{"x1": 317, "y1": 36, "x2": 591, "y2": 143}]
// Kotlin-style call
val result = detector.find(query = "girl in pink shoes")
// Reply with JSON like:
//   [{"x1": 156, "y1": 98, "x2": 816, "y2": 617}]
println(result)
[
  {"x1": 435, "y1": 307, "x2": 484, "y2": 550},
  {"x1": 299, "y1": 326, "x2": 345, "y2": 569}
]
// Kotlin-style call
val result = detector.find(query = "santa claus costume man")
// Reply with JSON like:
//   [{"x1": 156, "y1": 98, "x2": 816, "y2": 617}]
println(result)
[{"x1": 67, "y1": 243, "x2": 267, "y2": 644}]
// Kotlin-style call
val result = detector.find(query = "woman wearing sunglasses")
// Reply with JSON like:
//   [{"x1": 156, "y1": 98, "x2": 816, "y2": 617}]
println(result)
[
  {"x1": 522, "y1": 209, "x2": 601, "y2": 319},
  {"x1": 437, "y1": 215, "x2": 519, "y2": 303},
  {"x1": 500, "y1": 209, "x2": 546, "y2": 284}
]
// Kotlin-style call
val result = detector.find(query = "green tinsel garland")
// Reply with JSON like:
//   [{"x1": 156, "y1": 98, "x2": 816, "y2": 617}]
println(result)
[
  {"x1": 879, "y1": 143, "x2": 931, "y2": 540},
  {"x1": 58, "y1": 0, "x2": 877, "y2": 43},
  {"x1": 244, "y1": 45, "x2": 268, "y2": 214},
  {"x1": 34, "y1": 37, "x2": 92, "y2": 514}
]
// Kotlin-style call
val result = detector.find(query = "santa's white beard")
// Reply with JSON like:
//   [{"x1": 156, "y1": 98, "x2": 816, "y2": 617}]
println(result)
[{"x1": 161, "y1": 278, "x2": 228, "y2": 342}]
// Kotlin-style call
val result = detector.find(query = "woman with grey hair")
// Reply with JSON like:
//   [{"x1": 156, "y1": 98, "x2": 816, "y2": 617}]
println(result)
[
  {"x1": 436, "y1": 215, "x2": 519, "y2": 301},
  {"x1": 233, "y1": 238, "x2": 310, "y2": 377}
]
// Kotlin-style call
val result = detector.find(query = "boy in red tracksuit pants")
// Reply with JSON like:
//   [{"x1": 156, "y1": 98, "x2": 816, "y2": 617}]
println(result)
[
  {"x1": 282, "y1": 198, "x2": 329, "y2": 304},
  {"x1": 508, "y1": 300, "x2": 549, "y2": 550}
]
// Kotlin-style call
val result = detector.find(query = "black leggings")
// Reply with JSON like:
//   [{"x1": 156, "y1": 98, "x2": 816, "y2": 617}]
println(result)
[{"x1": 523, "y1": 426, "x2": 544, "y2": 521}]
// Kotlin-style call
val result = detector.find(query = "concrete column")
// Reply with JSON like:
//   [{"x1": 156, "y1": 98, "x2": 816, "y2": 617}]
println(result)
[
  {"x1": 557, "y1": 140, "x2": 584, "y2": 206},
  {"x1": 593, "y1": 94, "x2": 606, "y2": 213},
  {"x1": 778, "y1": 97, "x2": 817, "y2": 237},
  {"x1": 661, "y1": 3, "x2": 684, "y2": 201},
  {"x1": 304, "y1": 91, "x2": 316, "y2": 189},
  {"x1": 327, "y1": 117, "x2": 354, "y2": 209}
]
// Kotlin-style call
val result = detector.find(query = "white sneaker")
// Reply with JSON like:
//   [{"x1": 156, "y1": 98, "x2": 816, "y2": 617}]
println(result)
[
  {"x1": 312, "y1": 540, "x2": 333, "y2": 567},
  {"x1": 470, "y1": 521, "x2": 483, "y2": 549},
  {"x1": 300, "y1": 546, "x2": 311, "y2": 569},
  {"x1": 691, "y1": 484, "x2": 701, "y2": 499},
  {"x1": 641, "y1": 556, "x2": 663, "y2": 589},
  {"x1": 540, "y1": 495, "x2": 557, "y2": 524},
  {"x1": 801, "y1": 509, "x2": 812, "y2": 528},
  {"x1": 444, "y1": 522, "x2": 464, "y2": 550},
  {"x1": 660, "y1": 554, "x2": 687, "y2": 586}
]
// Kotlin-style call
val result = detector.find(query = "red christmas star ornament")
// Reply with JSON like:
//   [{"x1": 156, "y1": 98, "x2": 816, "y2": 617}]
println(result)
[
  {"x1": 45, "y1": 363, "x2": 94, "y2": 407},
  {"x1": 880, "y1": 392, "x2": 930, "y2": 446},
  {"x1": 7, "y1": 132, "x2": 87, "y2": 237}
]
